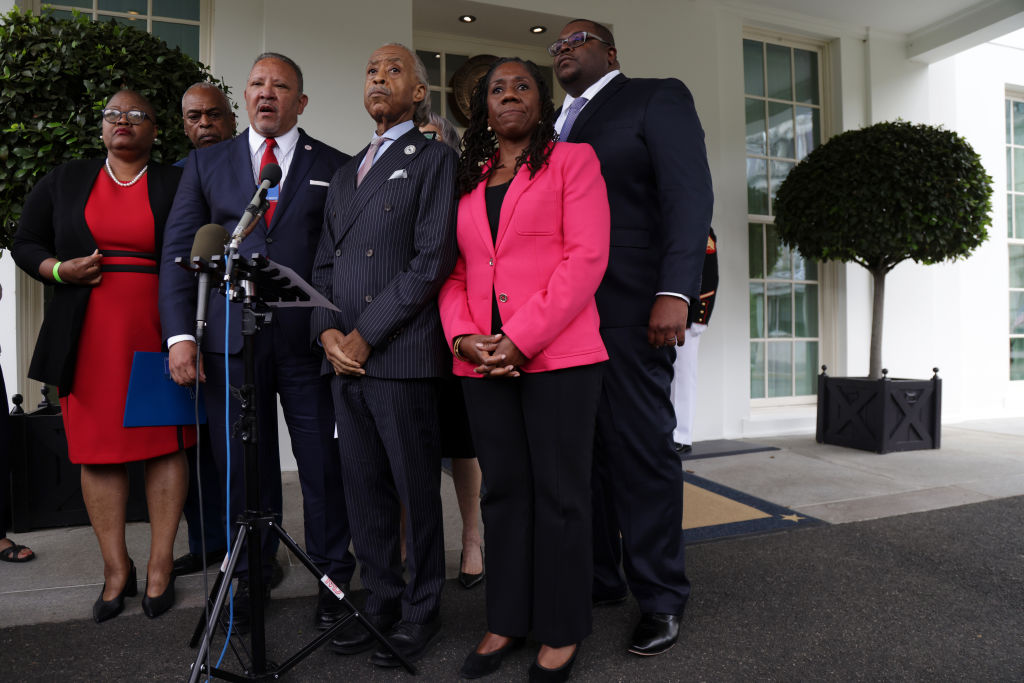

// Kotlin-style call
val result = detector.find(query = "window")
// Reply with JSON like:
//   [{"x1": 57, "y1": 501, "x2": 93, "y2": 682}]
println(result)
[
  {"x1": 744, "y1": 37, "x2": 824, "y2": 399},
  {"x1": 42, "y1": 1, "x2": 201, "y2": 59},
  {"x1": 1007, "y1": 96, "x2": 1024, "y2": 380}
]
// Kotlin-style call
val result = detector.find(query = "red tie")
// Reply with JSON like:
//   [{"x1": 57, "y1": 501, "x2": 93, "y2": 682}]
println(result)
[{"x1": 260, "y1": 137, "x2": 278, "y2": 226}]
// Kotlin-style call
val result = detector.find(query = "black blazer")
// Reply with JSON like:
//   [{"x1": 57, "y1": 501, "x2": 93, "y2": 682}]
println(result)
[
  {"x1": 12, "y1": 159, "x2": 182, "y2": 394},
  {"x1": 562, "y1": 74, "x2": 714, "y2": 327},
  {"x1": 311, "y1": 127, "x2": 458, "y2": 379}
]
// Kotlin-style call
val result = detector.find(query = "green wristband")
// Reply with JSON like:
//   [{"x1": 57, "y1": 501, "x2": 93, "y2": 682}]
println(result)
[{"x1": 52, "y1": 261, "x2": 64, "y2": 284}]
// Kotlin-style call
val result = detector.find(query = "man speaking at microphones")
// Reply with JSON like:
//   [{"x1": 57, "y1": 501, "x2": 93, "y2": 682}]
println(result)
[{"x1": 158, "y1": 52, "x2": 354, "y2": 633}]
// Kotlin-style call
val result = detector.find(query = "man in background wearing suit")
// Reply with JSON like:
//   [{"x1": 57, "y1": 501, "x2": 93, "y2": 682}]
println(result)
[
  {"x1": 553, "y1": 19, "x2": 714, "y2": 656},
  {"x1": 312, "y1": 43, "x2": 457, "y2": 668},
  {"x1": 159, "y1": 53, "x2": 354, "y2": 632},
  {"x1": 170, "y1": 81, "x2": 236, "y2": 578}
]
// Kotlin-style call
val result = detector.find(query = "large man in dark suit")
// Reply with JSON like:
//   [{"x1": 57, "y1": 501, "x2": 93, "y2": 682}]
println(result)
[
  {"x1": 552, "y1": 19, "x2": 714, "y2": 656},
  {"x1": 311, "y1": 43, "x2": 457, "y2": 668},
  {"x1": 158, "y1": 53, "x2": 354, "y2": 632}
]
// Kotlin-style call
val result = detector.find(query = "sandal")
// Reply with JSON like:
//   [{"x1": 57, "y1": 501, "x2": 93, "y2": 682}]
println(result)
[{"x1": 0, "y1": 538, "x2": 35, "y2": 563}]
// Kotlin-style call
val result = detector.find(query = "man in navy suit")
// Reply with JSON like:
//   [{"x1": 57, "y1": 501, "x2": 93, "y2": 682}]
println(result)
[
  {"x1": 159, "y1": 53, "x2": 354, "y2": 632},
  {"x1": 553, "y1": 19, "x2": 714, "y2": 656},
  {"x1": 311, "y1": 43, "x2": 457, "y2": 668},
  {"x1": 170, "y1": 82, "x2": 236, "y2": 579}
]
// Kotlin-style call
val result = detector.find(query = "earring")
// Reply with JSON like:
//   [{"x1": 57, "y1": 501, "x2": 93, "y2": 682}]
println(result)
[{"x1": 486, "y1": 124, "x2": 492, "y2": 132}]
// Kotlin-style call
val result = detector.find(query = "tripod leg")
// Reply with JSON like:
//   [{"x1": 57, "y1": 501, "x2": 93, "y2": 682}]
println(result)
[
  {"x1": 187, "y1": 525, "x2": 247, "y2": 683},
  {"x1": 268, "y1": 523, "x2": 419, "y2": 676}
]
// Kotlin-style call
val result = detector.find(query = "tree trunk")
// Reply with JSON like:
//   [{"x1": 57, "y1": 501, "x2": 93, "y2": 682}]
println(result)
[{"x1": 869, "y1": 266, "x2": 886, "y2": 379}]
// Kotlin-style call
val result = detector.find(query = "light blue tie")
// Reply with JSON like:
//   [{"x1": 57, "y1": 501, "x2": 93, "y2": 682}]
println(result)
[{"x1": 558, "y1": 96, "x2": 589, "y2": 141}]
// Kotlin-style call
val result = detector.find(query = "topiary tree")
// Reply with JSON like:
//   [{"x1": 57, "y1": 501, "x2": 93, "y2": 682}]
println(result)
[
  {"x1": 0, "y1": 7, "x2": 230, "y2": 251},
  {"x1": 773, "y1": 120, "x2": 993, "y2": 379}
]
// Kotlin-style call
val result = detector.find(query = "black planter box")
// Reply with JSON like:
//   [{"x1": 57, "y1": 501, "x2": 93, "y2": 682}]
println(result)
[
  {"x1": 816, "y1": 368, "x2": 942, "y2": 454},
  {"x1": 7, "y1": 390, "x2": 149, "y2": 532}
]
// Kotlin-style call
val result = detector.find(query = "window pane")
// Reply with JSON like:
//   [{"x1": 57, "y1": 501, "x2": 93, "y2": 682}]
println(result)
[
  {"x1": 769, "y1": 160, "x2": 794, "y2": 206},
  {"x1": 1008, "y1": 147, "x2": 1014, "y2": 192},
  {"x1": 418, "y1": 50, "x2": 441, "y2": 87},
  {"x1": 1011, "y1": 245, "x2": 1024, "y2": 288},
  {"x1": 1012, "y1": 338, "x2": 1024, "y2": 381},
  {"x1": 536, "y1": 65, "x2": 554, "y2": 97},
  {"x1": 47, "y1": 9, "x2": 79, "y2": 19},
  {"x1": 767, "y1": 282, "x2": 792, "y2": 338},
  {"x1": 743, "y1": 39, "x2": 764, "y2": 96},
  {"x1": 429, "y1": 91, "x2": 441, "y2": 118},
  {"x1": 765, "y1": 44, "x2": 792, "y2": 101},
  {"x1": 101, "y1": 13, "x2": 145, "y2": 27},
  {"x1": 1015, "y1": 149, "x2": 1024, "y2": 191},
  {"x1": 51, "y1": 0, "x2": 91, "y2": 8},
  {"x1": 793, "y1": 49, "x2": 819, "y2": 104},
  {"x1": 153, "y1": 0, "x2": 199, "y2": 20},
  {"x1": 1010, "y1": 194, "x2": 1016, "y2": 239},
  {"x1": 746, "y1": 97, "x2": 766, "y2": 155},
  {"x1": 794, "y1": 106, "x2": 819, "y2": 160},
  {"x1": 765, "y1": 225, "x2": 792, "y2": 279},
  {"x1": 748, "y1": 223, "x2": 764, "y2": 278},
  {"x1": 794, "y1": 283, "x2": 818, "y2": 337},
  {"x1": 750, "y1": 282, "x2": 765, "y2": 338},
  {"x1": 1007, "y1": 99, "x2": 1013, "y2": 145},
  {"x1": 766, "y1": 342, "x2": 792, "y2": 397},
  {"x1": 795, "y1": 341, "x2": 818, "y2": 395},
  {"x1": 1014, "y1": 101, "x2": 1024, "y2": 146},
  {"x1": 768, "y1": 102, "x2": 794, "y2": 158},
  {"x1": 747, "y1": 158, "x2": 768, "y2": 215},
  {"x1": 794, "y1": 248, "x2": 817, "y2": 280},
  {"x1": 152, "y1": 21, "x2": 198, "y2": 59},
  {"x1": 99, "y1": 0, "x2": 146, "y2": 13},
  {"x1": 750, "y1": 342, "x2": 765, "y2": 398},
  {"x1": 1010, "y1": 292, "x2": 1024, "y2": 334},
  {"x1": 1015, "y1": 195, "x2": 1024, "y2": 240},
  {"x1": 445, "y1": 53, "x2": 469, "y2": 87}
]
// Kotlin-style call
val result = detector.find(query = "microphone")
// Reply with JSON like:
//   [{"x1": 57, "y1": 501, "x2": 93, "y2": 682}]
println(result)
[
  {"x1": 191, "y1": 223, "x2": 230, "y2": 343},
  {"x1": 230, "y1": 162, "x2": 282, "y2": 243}
]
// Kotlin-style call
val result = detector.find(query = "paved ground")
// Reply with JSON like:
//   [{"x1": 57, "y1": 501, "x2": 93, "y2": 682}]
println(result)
[{"x1": 2, "y1": 418, "x2": 1023, "y2": 680}]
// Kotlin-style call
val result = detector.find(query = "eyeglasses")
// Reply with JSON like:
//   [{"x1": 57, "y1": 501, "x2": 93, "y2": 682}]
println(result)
[
  {"x1": 547, "y1": 31, "x2": 613, "y2": 57},
  {"x1": 421, "y1": 131, "x2": 438, "y2": 140},
  {"x1": 102, "y1": 108, "x2": 150, "y2": 125}
]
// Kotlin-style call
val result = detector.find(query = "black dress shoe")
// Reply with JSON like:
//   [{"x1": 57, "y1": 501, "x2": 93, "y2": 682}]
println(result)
[
  {"x1": 330, "y1": 612, "x2": 398, "y2": 655},
  {"x1": 142, "y1": 574, "x2": 176, "y2": 618},
  {"x1": 230, "y1": 577, "x2": 271, "y2": 634},
  {"x1": 673, "y1": 442, "x2": 692, "y2": 455},
  {"x1": 171, "y1": 549, "x2": 226, "y2": 577},
  {"x1": 629, "y1": 613, "x2": 680, "y2": 656},
  {"x1": 369, "y1": 618, "x2": 442, "y2": 667},
  {"x1": 529, "y1": 644, "x2": 580, "y2": 682},
  {"x1": 458, "y1": 550, "x2": 485, "y2": 589},
  {"x1": 315, "y1": 581, "x2": 351, "y2": 630},
  {"x1": 460, "y1": 636, "x2": 525, "y2": 679},
  {"x1": 93, "y1": 560, "x2": 137, "y2": 623}
]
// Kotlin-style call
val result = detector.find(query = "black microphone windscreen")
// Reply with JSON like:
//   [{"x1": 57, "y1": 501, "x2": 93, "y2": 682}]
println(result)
[
  {"x1": 191, "y1": 223, "x2": 230, "y2": 260},
  {"x1": 259, "y1": 162, "x2": 282, "y2": 187}
]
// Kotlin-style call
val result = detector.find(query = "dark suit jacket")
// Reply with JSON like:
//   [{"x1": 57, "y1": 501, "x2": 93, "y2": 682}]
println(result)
[
  {"x1": 12, "y1": 159, "x2": 182, "y2": 393},
  {"x1": 562, "y1": 74, "x2": 714, "y2": 327},
  {"x1": 311, "y1": 127, "x2": 458, "y2": 379},
  {"x1": 159, "y1": 129, "x2": 349, "y2": 355}
]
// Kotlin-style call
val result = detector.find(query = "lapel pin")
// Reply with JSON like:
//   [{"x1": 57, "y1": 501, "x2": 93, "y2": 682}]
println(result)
[
  {"x1": 304, "y1": 144, "x2": 312, "y2": 150},
  {"x1": 404, "y1": 145, "x2": 416, "y2": 155}
]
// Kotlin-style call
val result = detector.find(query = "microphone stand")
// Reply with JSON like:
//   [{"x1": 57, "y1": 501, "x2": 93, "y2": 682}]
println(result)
[{"x1": 177, "y1": 252, "x2": 416, "y2": 682}]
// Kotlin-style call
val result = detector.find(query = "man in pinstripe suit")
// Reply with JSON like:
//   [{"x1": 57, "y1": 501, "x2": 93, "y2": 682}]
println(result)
[{"x1": 311, "y1": 43, "x2": 458, "y2": 668}]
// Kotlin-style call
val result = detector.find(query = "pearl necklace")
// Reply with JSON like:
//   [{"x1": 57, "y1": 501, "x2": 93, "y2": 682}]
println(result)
[{"x1": 105, "y1": 158, "x2": 148, "y2": 187}]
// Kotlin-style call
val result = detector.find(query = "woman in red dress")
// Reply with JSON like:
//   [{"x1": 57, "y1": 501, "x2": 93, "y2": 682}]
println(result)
[{"x1": 13, "y1": 90, "x2": 193, "y2": 622}]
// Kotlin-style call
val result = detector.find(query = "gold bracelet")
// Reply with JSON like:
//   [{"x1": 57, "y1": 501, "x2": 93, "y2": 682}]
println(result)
[{"x1": 453, "y1": 335, "x2": 466, "y2": 360}]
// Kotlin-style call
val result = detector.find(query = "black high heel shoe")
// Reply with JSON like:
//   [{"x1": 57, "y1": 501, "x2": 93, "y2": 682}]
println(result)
[
  {"x1": 529, "y1": 644, "x2": 580, "y2": 682},
  {"x1": 142, "y1": 573, "x2": 176, "y2": 618},
  {"x1": 458, "y1": 549, "x2": 485, "y2": 589},
  {"x1": 460, "y1": 635, "x2": 525, "y2": 679},
  {"x1": 93, "y1": 560, "x2": 137, "y2": 623}
]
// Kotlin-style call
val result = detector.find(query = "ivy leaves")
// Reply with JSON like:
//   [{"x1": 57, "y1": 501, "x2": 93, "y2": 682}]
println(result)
[{"x1": 0, "y1": 8, "x2": 230, "y2": 251}]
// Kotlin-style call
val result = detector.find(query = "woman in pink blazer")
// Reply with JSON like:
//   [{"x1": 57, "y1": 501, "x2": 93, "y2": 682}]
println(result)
[{"x1": 438, "y1": 58, "x2": 609, "y2": 682}]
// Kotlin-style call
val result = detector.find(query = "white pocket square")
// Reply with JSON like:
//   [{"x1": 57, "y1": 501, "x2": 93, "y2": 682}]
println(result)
[
  {"x1": 309, "y1": 179, "x2": 329, "y2": 186},
  {"x1": 389, "y1": 169, "x2": 408, "y2": 180}
]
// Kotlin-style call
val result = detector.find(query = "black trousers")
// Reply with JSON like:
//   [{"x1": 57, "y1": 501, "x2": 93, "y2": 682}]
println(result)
[
  {"x1": 591, "y1": 326, "x2": 690, "y2": 614},
  {"x1": 462, "y1": 363, "x2": 604, "y2": 647},
  {"x1": 0, "y1": 365, "x2": 9, "y2": 537}
]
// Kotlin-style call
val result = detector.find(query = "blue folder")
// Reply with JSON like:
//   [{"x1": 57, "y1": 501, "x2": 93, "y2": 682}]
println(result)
[{"x1": 123, "y1": 351, "x2": 207, "y2": 427}]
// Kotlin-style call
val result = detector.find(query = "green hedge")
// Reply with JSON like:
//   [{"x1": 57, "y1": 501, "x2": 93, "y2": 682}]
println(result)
[{"x1": 0, "y1": 7, "x2": 229, "y2": 251}]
